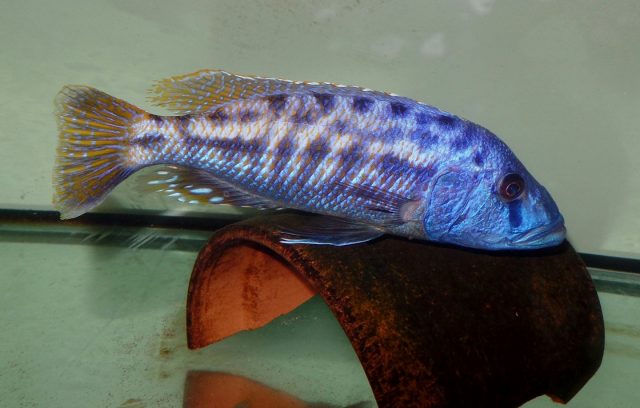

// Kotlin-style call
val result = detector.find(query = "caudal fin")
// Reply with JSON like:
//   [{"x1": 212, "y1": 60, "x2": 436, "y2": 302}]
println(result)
[{"x1": 53, "y1": 86, "x2": 145, "y2": 219}]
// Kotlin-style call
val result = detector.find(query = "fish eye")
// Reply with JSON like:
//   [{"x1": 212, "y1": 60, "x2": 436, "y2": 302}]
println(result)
[{"x1": 498, "y1": 173, "x2": 525, "y2": 202}]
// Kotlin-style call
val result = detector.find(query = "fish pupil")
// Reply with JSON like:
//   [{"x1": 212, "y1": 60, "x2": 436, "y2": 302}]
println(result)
[
  {"x1": 499, "y1": 173, "x2": 525, "y2": 201},
  {"x1": 506, "y1": 183, "x2": 520, "y2": 197}
]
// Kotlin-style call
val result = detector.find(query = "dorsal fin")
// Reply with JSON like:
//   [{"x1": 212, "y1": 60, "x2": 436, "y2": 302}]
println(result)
[
  {"x1": 142, "y1": 165, "x2": 279, "y2": 209},
  {"x1": 147, "y1": 69, "x2": 415, "y2": 115}
]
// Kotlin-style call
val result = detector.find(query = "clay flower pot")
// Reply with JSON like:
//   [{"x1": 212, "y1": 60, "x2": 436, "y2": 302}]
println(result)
[{"x1": 187, "y1": 214, "x2": 604, "y2": 407}]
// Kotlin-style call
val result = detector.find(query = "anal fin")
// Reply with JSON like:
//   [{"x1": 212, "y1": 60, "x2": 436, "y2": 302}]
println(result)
[
  {"x1": 278, "y1": 215, "x2": 384, "y2": 246},
  {"x1": 143, "y1": 165, "x2": 279, "y2": 209}
]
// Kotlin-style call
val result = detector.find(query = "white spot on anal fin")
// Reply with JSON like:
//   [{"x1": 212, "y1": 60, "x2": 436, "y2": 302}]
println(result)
[{"x1": 191, "y1": 187, "x2": 213, "y2": 194}]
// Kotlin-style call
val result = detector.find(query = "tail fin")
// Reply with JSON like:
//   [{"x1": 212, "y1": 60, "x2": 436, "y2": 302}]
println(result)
[{"x1": 53, "y1": 86, "x2": 145, "y2": 219}]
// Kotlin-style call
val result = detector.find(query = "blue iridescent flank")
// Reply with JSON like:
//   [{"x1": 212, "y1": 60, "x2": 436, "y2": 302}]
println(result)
[
  {"x1": 313, "y1": 93, "x2": 335, "y2": 113},
  {"x1": 473, "y1": 151, "x2": 484, "y2": 166},
  {"x1": 266, "y1": 94, "x2": 288, "y2": 116},
  {"x1": 172, "y1": 92, "x2": 564, "y2": 249},
  {"x1": 208, "y1": 108, "x2": 228, "y2": 123},
  {"x1": 352, "y1": 96, "x2": 374, "y2": 113},
  {"x1": 131, "y1": 132, "x2": 165, "y2": 148},
  {"x1": 389, "y1": 101, "x2": 409, "y2": 117}
]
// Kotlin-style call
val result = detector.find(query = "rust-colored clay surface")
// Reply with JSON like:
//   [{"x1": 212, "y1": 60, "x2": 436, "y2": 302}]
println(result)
[
  {"x1": 187, "y1": 214, "x2": 604, "y2": 408},
  {"x1": 187, "y1": 243, "x2": 315, "y2": 345}
]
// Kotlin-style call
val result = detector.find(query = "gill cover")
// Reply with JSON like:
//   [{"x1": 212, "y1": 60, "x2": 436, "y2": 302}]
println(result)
[{"x1": 424, "y1": 171, "x2": 478, "y2": 243}]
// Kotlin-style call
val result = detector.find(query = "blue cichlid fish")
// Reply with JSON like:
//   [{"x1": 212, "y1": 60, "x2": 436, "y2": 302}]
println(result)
[{"x1": 53, "y1": 70, "x2": 565, "y2": 250}]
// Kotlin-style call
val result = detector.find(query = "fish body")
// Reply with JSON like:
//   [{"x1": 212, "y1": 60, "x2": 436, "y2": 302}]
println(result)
[{"x1": 54, "y1": 70, "x2": 565, "y2": 250}]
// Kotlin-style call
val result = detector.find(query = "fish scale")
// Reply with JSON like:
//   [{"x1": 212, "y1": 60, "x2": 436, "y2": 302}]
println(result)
[{"x1": 53, "y1": 69, "x2": 566, "y2": 250}]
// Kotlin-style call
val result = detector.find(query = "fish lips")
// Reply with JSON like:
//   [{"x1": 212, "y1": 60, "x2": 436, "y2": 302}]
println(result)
[{"x1": 509, "y1": 217, "x2": 567, "y2": 249}]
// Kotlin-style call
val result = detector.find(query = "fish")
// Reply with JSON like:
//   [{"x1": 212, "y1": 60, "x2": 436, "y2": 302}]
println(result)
[{"x1": 53, "y1": 69, "x2": 566, "y2": 250}]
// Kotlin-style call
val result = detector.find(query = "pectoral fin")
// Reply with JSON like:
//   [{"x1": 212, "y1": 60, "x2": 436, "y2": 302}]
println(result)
[
  {"x1": 278, "y1": 215, "x2": 384, "y2": 246},
  {"x1": 336, "y1": 181, "x2": 420, "y2": 225}
]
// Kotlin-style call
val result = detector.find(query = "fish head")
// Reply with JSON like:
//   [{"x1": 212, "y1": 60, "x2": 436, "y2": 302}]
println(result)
[{"x1": 423, "y1": 142, "x2": 565, "y2": 250}]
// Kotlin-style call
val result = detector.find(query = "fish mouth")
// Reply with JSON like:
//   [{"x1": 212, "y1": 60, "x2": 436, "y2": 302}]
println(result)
[{"x1": 510, "y1": 218, "x2": 566, "y2": 248}]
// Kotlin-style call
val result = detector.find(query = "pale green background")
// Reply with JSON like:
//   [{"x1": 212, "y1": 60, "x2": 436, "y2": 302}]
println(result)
[
  {"x1": 1, "y1": 0, "x2": 639, "y2": 257},
  {"x1": 1, "y1": 1, "x2": 640, "y2": 407}
]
